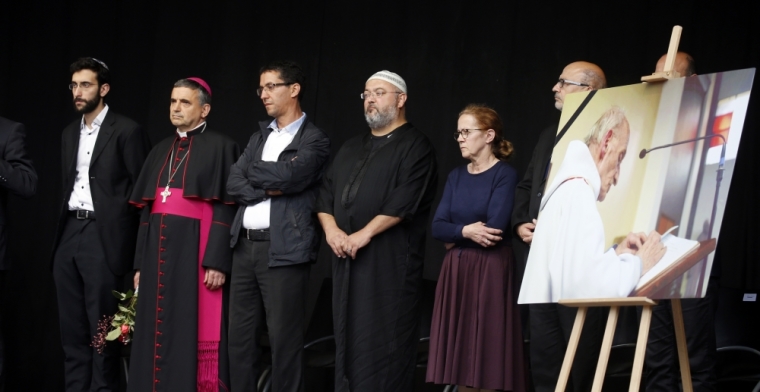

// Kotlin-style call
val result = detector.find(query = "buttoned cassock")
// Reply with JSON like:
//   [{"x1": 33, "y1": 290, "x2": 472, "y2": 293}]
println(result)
[{"x1": 128, "y1": 125, "x2": 239, "y2": 392}]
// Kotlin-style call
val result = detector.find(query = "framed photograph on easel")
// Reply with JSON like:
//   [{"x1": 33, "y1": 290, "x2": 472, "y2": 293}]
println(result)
[{"x1": 518, "y1": 67, "x2": 755, "y2": 304}]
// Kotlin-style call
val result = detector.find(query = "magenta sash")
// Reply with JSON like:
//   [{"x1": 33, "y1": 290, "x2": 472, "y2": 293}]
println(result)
[{"x1": 151, "y1": 188, "x2": 221, "y2": 392}]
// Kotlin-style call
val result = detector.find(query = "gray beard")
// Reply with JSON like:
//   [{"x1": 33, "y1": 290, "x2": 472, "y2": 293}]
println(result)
[{"x1": 364, "y1": 104, "x2": 398, "y2": 130}]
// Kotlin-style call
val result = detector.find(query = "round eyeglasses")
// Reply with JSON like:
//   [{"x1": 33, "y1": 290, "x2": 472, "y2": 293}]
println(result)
[{"x1": 454, "y1": 129, "x2": 484, "y2": 140}]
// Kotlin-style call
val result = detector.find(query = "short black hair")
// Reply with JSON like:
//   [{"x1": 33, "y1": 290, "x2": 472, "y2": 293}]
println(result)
[
  {"x1": 259, "y1": 60, "x2": 305, "y2": 100},
  {"x1": 173, "y1": 79, "x2": 212, "y2": 106},
  {"x1": 70, "y1": 57, "x2": 110, "y2": 86}
]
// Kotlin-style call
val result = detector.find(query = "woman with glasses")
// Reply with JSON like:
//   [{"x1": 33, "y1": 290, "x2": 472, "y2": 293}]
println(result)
[{"x1": 427, "y1": 104, "x2": 526, "y2": 392}]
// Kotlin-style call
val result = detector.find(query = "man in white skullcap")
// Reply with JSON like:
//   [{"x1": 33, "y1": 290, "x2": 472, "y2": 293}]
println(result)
[{"x1": 317, "y1": 70, "x2": 438, "y2": 392}]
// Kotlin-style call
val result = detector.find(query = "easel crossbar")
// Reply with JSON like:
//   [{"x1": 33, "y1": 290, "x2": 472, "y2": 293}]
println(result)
[{"x1": 552, "y1": 297, "x2": 692, "y2": 392}]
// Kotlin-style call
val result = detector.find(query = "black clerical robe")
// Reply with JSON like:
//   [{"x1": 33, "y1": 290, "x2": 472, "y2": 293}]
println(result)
[
  {"x1": 127, "y1": 125, "x2": 239, "y2": 392},
  {"x1": 317, "y1": 123, "x2": 437, "y2": 392}
]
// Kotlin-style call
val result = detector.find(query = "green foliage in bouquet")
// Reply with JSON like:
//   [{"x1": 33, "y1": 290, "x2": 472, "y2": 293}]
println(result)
[{"x1": 92, "y1": 289, "x2": 138, "y2": 354}]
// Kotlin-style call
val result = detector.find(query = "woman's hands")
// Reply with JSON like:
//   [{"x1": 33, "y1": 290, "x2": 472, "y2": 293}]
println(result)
[{"x1": 462, "y1": 222, "x2": 503, "y2": 247}]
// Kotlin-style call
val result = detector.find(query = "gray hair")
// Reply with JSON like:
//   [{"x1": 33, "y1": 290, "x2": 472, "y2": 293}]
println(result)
[
  {"x1": 584, "y1": 106, "x2": 628, "y2": 146},
  {"x1": 173, "y1": 79, "x2": 212, "y2": 106}
]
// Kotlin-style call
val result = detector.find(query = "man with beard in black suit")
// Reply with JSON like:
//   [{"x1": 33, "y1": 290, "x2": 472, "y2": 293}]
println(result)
[{"x1": 52, "y1": 57, "x2": 151, "y2": 391}]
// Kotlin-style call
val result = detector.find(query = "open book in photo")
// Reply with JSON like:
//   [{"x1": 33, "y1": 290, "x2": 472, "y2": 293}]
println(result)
[{"x1": 634, "y1": 234, "x2": 700, "y2": 291}]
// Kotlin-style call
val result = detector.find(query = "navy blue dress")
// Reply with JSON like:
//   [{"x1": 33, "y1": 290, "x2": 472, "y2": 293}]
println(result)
[{"x1": 426, "y1": 161, "x2": 527, "y2": 391}]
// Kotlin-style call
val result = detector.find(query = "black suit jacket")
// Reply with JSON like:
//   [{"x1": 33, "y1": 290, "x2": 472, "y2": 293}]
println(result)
[
  {"x1": 510, "y1": 123, "x2": 557, "y2": 284},
  {"x1": 0, "y1": 117, "x2": 38, "y2": 270},
  {"x1": 53, "y1": 109, "x2": 151, "y2": 276}
]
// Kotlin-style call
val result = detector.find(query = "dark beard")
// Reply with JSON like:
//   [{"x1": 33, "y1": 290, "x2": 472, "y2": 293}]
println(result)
[{"x1": 73, "y1": 96, "x2": 101, "y2": 114}]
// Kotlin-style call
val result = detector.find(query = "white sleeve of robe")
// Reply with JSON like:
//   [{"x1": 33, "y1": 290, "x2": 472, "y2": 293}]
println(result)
[{"x1": 518, "y1": 178, "x2": 641, "y2": 303}]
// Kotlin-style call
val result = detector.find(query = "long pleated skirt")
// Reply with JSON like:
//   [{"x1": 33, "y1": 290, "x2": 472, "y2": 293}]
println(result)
[{"x1": 426, "y1": 245, "x2": 527, "y2": 391}]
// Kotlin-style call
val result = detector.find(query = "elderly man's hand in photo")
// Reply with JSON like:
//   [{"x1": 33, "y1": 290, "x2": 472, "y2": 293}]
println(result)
[
  {"x1": 615, "y1": 231, "x2": 667, "y2": 275},
  {"x1": 616, "y1": 232, "x2": 647, "y2": 256},
  {"x1": 637, "y1": 231, "x2": 667, "y2": 275}
]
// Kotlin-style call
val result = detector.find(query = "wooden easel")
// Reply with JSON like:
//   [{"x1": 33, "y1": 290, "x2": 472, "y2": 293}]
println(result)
[
  {"x1": 642, "y1": 25, "x2": 684, "y2": 82},
  {"x1": 553, "y1": 240, "x2": 716, "y2": 391},
  {"x1": 552, "y1": 25, "x2": 697, "y2": 392},
  {"x1": 555, "y1": 297, "x2": 692, "y2": 392}
]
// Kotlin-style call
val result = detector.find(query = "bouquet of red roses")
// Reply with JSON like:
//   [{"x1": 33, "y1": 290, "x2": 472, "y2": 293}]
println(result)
[{"x1": 92, "y1": 289, "x2": 137, "y2": 354}]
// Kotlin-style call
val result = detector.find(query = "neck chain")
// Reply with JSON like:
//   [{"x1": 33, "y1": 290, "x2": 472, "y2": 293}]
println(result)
[{"x1": 159, "y1": 124, "x2": 205, "y2": 203}]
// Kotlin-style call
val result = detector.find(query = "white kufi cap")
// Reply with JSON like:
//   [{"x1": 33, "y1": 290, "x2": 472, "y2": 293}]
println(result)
[{"x1": 367, "y1": 70, "x2": 407, "y2": 94}]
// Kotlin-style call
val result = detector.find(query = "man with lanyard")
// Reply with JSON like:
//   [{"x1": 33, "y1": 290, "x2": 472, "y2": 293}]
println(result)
[{"x1": 511, "y1": 61, "x2": 607, "y2": 391}]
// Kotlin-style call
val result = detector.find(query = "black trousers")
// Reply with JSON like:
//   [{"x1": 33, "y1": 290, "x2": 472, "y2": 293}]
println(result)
[
  {"x1": 53, "y1": 217, "x2": 122, "y2": 392},
  {"x1": 644, "y1": 278, "x2": 719, "y2": 392},
  {"x1": 0, "y1": 271, "x2": 5, "y2": 392},
  {"x1": 529, "y1": 303, "x2": 606, "y2": 392},
  {"x1": 228, "y1": 237, "x2": 309, "y2": 392}
]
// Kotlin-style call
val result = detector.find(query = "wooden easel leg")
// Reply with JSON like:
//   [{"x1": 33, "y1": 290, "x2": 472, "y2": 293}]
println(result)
[
  {"x1": 672, "y1": 298, "x2": 693, "y2": 392},
  {"x1": 591, "y1": 306, "x2": 619, "y2": 392},
  {"x1": 629, "y1": 304, "x2": 653, "y2": 392},
  {"x1": 555, "y1": 306, "x2": 587, "y2": 392}
]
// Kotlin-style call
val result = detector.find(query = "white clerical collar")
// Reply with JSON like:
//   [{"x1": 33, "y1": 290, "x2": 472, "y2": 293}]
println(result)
[
  {"x1": 268, "y1": 112, "x2": 305, "y2": 135},
  {"x1": 176, "y1": 121, "x2": 207, "y2": 138},
  {"x1": 539, "y1": 140, "x2": 601, "y2": 212},
  {"x1": 80, "y1": 104, "x2": 109, "y2": 133}
]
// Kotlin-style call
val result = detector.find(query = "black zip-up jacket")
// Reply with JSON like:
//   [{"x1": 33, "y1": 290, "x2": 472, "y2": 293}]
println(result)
[{"x1": 227, "y1": 116, "x2": 330, "y2": 266}]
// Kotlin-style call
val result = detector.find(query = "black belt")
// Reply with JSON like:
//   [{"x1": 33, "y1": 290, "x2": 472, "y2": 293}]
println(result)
[
  {"x1": 241, "y1": 228, "x2": 270, "y2": 241},
  {"x1": 69, "y1": 210, "x2": 96, "y2": 220}
]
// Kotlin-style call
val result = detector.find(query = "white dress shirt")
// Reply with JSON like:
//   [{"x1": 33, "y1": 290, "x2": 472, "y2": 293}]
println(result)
[
  {"x1": 68, "y1": 105, "x2": 109, "y2": 211},
  {"x1": 242, "y1": 113, "x2": 306, "y2": 229}
]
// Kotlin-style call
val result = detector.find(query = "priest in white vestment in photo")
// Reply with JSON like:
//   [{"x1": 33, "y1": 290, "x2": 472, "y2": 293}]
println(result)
[{"x1": 518, "y1": 106, "x2": 666, "y2": 304}]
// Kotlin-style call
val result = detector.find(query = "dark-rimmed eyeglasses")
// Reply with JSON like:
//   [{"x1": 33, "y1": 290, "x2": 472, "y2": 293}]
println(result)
[
  {"x1": 556, "y1": 79, "x2": 589, "y2": 88},
  {"x1": 454, "y1": 129, "x2": 483, "y2": 140},
  {"x1": 360, "y1": 90, "x2": 402, "y2": 100},
  {"x1": 256, "y1": 82, "x2": 294, "y2": 97},
  {"x1": 69, "y1": 82, "x2": 96, "y2": 90}
]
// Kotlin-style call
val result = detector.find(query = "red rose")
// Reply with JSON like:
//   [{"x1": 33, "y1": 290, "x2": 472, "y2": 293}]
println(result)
[{"x1": 121, "y1": 325, "x2": 130, "y2": 334}]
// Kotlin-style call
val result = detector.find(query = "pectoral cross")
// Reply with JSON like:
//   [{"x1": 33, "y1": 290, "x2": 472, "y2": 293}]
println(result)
[{"x1": 160, "y1": 185, "x2": 172, "y2": 203}]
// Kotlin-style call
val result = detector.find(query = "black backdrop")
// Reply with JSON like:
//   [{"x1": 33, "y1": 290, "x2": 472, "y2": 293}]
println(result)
[{"x1": 1, "y1": 0, "x2": 759, "y2": 389}]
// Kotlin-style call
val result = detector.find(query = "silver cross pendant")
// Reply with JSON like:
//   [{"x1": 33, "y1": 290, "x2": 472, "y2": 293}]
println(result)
[{"x1": 160, "y1": 185, "x2": 172, "y2": 203}]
